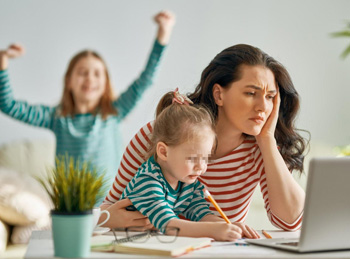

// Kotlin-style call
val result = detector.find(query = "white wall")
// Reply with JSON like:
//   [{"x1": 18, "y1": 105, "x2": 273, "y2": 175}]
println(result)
[{"x1": 1, "y1": 0, "x2": 350, "y2": 155}]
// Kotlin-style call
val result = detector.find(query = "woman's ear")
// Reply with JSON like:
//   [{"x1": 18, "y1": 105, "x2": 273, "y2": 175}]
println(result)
[
  {"x1": 213, "y1": 83, "x2": 224, "y2": 106},
  {"x1": 156, "y1": 142, "x2": 168, "y2": 161}
]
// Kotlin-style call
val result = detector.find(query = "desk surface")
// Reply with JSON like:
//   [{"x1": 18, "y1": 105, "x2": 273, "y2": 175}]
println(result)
[{"x1": 25, "y1": 230, "x2": 350, "y2": 259}]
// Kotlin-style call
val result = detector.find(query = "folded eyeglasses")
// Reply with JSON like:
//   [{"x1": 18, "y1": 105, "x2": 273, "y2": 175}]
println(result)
[{"x1": 111, "y1": 226, "x2": 180, "y2": 244}]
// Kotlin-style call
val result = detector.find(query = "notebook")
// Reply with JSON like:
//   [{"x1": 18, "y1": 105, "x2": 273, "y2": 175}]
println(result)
[
  {"x1": 91, "y1": 234, "x2": 212, "y2": 257},
  {"x1": 247, "y1": 157, "x2": 350, "y2": 253}
]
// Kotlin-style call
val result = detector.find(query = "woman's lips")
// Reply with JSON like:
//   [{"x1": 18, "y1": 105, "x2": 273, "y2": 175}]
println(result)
[{"x1": 249, "y1": 116, "x2": 264, "y2": 124}]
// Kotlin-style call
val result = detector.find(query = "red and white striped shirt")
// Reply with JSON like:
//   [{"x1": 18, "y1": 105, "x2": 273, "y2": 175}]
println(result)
[{"x1": 104, "y1": 122, "x2": 303, "y2": 231}]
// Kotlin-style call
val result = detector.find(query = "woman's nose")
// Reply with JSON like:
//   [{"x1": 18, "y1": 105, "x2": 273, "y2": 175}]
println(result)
[{"x1": 255, "y1": 97, "x2": 268, "y2": 112}]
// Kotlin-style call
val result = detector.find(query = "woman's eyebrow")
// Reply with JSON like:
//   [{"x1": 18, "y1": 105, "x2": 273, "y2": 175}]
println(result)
[{"x1": 245, "y1": 85, "x2": 277, "y2": 93}]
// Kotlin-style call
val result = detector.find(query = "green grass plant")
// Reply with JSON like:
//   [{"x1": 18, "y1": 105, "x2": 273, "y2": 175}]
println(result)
[
  {"x1": 334, "y1": 145, "x2": 350, "y2": 157},
  {"x1": 38, "y1": 155, "x2": 107, "y2": 212}
]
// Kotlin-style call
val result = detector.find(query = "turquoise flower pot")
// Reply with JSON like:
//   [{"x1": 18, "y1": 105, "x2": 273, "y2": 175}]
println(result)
[{"x1": 51, "y1": 210, "x2": 93, "y2": 258}]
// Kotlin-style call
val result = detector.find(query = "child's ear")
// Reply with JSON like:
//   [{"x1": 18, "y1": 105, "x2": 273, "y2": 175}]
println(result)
[
  {"x1": 213, "y1": 83, "x2": 224, "y2": 106},
  {"x1": 156, "y1": 142, "x2": 168, "y2": 161}
]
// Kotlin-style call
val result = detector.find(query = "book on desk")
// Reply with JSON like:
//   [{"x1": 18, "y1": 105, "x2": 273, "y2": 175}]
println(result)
[{"x1": 91, "y1": 234, "x2": 212, "y2": 257}]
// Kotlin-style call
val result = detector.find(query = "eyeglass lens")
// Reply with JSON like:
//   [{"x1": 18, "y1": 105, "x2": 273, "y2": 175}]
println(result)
[{"x1": 126, "y1": 226, "x2": 179, "y2": 243}]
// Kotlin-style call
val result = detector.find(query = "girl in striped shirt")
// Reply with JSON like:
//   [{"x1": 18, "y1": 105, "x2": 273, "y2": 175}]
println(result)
[
  {"x1": 100, "y1": 44, "x2": 308, "y2": 232},
  {"x1": 119, "y1": 89, "x2": 258, "y2": 241},
  {"x1": 0, "y1": 11, "x2": 175, "y2": 200}
]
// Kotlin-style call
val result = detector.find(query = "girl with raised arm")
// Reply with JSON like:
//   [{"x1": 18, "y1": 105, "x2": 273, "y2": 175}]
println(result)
[{"x1": 0, "y1": 11, "x2": 175, "y2": 201}]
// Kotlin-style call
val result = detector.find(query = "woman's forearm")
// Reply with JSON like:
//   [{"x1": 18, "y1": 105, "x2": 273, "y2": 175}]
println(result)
[{"x1": 258, "y1": 138, "x2": 305, "y2": 223}]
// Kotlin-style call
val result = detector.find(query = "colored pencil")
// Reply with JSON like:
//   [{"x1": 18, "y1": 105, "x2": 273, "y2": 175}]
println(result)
[
  {"x1": 262, "y1": 230, "x2": 272, "y2": 239},
  {"x1": 203, "y1": 189, "x2": 231, "y2": 224}
]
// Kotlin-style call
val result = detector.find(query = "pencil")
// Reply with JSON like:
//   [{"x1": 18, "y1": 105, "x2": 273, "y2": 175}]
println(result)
[
  {"x1": 203, "y1": 189, "x2": 231, "y2": 224},
  {"x1": 262, "y1": 230, "x2": 272, "y2": 239}
]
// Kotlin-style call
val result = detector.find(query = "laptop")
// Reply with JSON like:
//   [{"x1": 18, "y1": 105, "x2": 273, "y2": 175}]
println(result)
[{"x1": 247, "y1": 157, "x2": 350, "y2": 253}]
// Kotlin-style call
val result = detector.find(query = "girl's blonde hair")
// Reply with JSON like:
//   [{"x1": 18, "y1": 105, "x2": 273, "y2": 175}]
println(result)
[
  {"x1": 147, "y1": 91, "x2": 216, "y2": 160},
  {"x1": 59, "y1": 50, "x2": 117, "y2": 119}
]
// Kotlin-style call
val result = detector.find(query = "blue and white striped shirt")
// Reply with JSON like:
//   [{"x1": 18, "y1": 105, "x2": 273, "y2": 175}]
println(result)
[{"x1": 120, "y1": 156, "x2": 213, "y2": 229}]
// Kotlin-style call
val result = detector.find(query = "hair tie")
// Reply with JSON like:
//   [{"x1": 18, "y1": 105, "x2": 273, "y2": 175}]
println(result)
[{"x1": 172, "y1": 88, "x2": 193, "y2": 105}]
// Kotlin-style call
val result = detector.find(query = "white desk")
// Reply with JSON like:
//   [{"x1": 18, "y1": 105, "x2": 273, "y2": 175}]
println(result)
[{"x1": 25, "y1": 230, "x2": 350, "y2": 258}]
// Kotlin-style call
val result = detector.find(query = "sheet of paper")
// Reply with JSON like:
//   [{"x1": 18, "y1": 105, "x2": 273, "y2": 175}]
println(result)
[
  {"x1": 212, "y1": 239, "x2": 248, "y2": 247},
  {"x1": 187, "y1": 244, "x2": 276, "y2": 257},
  {"x1": 182, "y1": 230, "x2": 299, "y2": 257},
  {"x1": 258, "y1": 230, "x2": 300, "y2": 239}
]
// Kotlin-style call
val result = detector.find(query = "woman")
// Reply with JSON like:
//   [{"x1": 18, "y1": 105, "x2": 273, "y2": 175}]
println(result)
[{"x1": 100, "y1": 44, "x2": 308, "y2": 232}]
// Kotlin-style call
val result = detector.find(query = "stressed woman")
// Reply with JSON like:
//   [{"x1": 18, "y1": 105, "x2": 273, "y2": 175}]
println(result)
[{"x1": 100, "y1": 44, "x2": 308, "y2": 231}]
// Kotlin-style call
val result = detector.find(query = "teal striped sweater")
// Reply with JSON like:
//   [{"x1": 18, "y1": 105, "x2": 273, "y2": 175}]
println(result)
[
  {"x1": 120, "y1": 156, "x2": 213, "y2": 229},
  {"x1": 0, "y1": 40, "x2": 166, "y2": 200}
]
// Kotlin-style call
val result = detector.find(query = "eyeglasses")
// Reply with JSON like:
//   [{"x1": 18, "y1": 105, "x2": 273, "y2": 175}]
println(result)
[{"x1": 111, "y1": 226, "x2": 180, "y2": 244}]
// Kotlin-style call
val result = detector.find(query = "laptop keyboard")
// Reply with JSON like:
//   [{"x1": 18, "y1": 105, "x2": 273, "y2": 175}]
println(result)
[{"x1": 278, "y1": 242, "x2": 299, "y2": 247}]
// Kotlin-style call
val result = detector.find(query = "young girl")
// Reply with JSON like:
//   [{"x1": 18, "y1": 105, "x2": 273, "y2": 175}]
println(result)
[
  {"x1": 0, "y1": 11, "x2": 175, "y2": 198},
  {"x1": 120, "y1": 89, "x2": 246, "y2": 241},
  {"x1": 101, "y1": 44, "x2": 308, "y2": 232}
]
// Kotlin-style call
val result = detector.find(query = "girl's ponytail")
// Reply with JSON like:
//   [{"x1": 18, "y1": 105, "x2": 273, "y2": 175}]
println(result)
[
  {"x1": 155, "y1": 91, "x2": 173, "y2": 117},
  {"x1": 155, "y1": 88, "x2": 193, "y2": 117},
  {"x1": 147, "y1": 88, "x2": 215, "y2": 160}
]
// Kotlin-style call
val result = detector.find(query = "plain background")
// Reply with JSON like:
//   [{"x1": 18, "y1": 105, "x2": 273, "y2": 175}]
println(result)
[
  {"x1": 1, "y1": 0, "x2": 350, "y2": 155},
  {"x1": 1, "y1": 0, "x2": 350, "y2": 231}
]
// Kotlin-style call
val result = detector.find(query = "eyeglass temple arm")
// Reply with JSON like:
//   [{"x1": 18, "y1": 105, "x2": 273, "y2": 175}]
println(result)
[{"x1": 112, "y1": 231, "x2": 150, "y2": 244}]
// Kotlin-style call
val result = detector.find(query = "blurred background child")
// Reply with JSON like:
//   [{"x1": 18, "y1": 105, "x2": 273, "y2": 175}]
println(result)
[{"x1": 0, "y1": 11, "x2": 175, "y2": 202}]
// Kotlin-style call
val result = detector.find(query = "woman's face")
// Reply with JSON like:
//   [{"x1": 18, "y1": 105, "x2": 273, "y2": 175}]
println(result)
[{"x1": 214, "y1": 65, "x2": 277, "y2": 136}]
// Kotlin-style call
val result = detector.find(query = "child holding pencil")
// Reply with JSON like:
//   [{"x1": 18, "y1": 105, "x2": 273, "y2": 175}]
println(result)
[{"x1": 120, "y1": 89, "x2": 259, "y2": 241}]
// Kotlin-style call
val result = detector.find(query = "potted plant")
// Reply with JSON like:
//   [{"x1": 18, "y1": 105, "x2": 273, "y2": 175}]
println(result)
[
  {"x1": 38, "y1": 155, "x2": 106, "y2": 258},
  {"x1": 334, "y1": 145, "x2": 350, "y2": 156},
  {"x1": 331, "y1": 22, "x2": 350, "y2": 59}
]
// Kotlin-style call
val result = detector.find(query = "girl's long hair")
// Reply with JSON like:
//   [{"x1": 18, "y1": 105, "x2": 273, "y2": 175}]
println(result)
[
  {"x1": 188, "y1": 44, "x2": 309, "y2": 173},
  {"x1": 60, "y1": 50, "x2": 117, "y2": 119}
]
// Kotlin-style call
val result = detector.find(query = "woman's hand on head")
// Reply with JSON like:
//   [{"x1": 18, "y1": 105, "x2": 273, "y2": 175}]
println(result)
[
  {"x1": 100, "y1": 198, "x2": 153, "y2": 229},
  {"x1": 153, "y1": 10, "x2": 176, "y2": 45},
  {"x1": 256, "y1": 88, "x2": 281, "y2": 144}
]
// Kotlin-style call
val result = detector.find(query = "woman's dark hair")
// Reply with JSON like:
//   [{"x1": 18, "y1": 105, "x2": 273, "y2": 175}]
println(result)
[{"x1": 188, "y1": 44, "x2": 309, "y2": 173}]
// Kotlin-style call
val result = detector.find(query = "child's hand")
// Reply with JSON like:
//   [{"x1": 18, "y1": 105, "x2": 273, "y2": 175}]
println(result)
[
  {"x1": 5, "y1": 44, "x2": 25, "y2": 59},
  {"x1": 154, "y1": 10, "x2": 176, "y2": 31},
  {"x1": 0, "y1": 43, "x2": 25, "y2": 70},
  {"x1": 211, "y1": 222, "x2": 242, "y2": 241},
  {"x1": 232, "y1": 222, "x2": 260, "y2": 239},
  {"x1": 154, "y1": 10, "x2": 176, "y2": 45}
]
